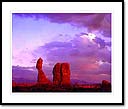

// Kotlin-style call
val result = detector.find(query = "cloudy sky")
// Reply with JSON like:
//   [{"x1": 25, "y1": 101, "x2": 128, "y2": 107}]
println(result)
[{"x1": 12, "y1": 13, "x2": 111, "y2": 83}]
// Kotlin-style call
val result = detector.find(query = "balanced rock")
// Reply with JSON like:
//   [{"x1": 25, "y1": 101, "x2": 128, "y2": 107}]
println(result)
[{"x1": 36, "y1": 57, "x2": 51, "y2": 84}]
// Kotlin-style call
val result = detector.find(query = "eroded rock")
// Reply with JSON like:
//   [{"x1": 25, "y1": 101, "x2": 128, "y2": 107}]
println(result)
[
  {"x1": 52, "y1": 63, "x2": 61, "y2": 86},
  {"x1": 53, "y1": 63, "x2": 71, "y2": 86},
  {"x1": 36, "y1": 58, "x2": 51, "y2": 84},
  {"x1": 61, "y1": 63, "x2": 70, "y2": 86}
]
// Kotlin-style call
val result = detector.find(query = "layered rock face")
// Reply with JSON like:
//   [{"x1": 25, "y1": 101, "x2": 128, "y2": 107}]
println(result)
[
  {"x1": 52, "y1": 63, "x2": 61, "y2": 86},
  {"x1": 61, "y1": 63, "x2": 70, "y2": 86},
  {"x1": 36, "y1": 58, "x2": 51, "y2": 84},
  {"x1": 53, "y1": 63, "x2": 70, "y2": 86},
  {"x1": 36, "y1": 58, "x2": 70, "y2": 86}
]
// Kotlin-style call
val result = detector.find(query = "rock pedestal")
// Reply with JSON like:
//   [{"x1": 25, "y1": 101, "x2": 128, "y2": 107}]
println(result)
[{"x1": 36, "y1": 58, "x2": 51, "y2": 84}]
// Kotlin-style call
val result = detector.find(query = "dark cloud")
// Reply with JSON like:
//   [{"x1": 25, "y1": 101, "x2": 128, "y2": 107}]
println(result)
[
  {"x1": 43, "y1": 13, "x2": 111, "y2": 37},
  {"x1": 13, "y1": 13, "x2": 111, "y2": 37},
  {"x1": 106, "y1": 42, "x2": 111, "y2": 46},
  {"x1": 95, "y1": 48, "x2": 111, "y2": 63},
  {"x1": 94, "y1": 37, "x2": 106, "y2": 48}
]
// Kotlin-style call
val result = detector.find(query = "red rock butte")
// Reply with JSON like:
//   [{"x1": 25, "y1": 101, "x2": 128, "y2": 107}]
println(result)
[
  {"x1": 53, "y1": 62, "x2": 71, "y2": 86},
  {"x1": 36, "y1": 58, "x2": 71, "y2": 86},
  {"x1": 102, "y1": 80, "x2": 111, "y2": 86},
  {"x1": 52, "y1": 63, "x2": 61, "y2": 86}
]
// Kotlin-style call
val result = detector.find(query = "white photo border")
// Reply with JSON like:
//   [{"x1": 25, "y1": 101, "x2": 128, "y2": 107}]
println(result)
[{"x1": 2, "y1": 2, "x2": 124, "y2": 104}]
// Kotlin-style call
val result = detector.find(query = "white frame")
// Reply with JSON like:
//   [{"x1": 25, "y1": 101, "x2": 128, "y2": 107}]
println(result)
[{"x1": 2, "y1": 2, "x2": 123, "y2": 104}]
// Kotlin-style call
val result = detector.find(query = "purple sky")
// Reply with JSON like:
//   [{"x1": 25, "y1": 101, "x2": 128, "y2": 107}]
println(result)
[{"x1": 12, "y1": 13, "x2": 111, "y2": 83}]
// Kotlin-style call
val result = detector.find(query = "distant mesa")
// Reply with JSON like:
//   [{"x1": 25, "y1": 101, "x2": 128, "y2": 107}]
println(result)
[
  {"x1": 36, "y1": 57, "x2": 51, "y2": 84},
  {"x1": 101, "y1": 80, "x2": 111, "y2": 91},
  {"x1": 12, "y1": 80, "x2": 17, "y2": 87},
  {"x1": 53, "y1": 63, "x2": 70, "y2": 86},
  {"x1": 102, "y1": 80, "x2": 110, "y2": 86}
]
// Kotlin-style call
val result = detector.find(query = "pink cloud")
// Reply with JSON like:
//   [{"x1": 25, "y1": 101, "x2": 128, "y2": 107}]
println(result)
[
  {"x1": 33, "y1": 33, "x2": 111, "y2": 83},
  {"x1": 80, "y1": 63, "x2": 99, "y2": 71},
  {"x1": 13, "y1": 13, "x2": 111, "y2": 83}
]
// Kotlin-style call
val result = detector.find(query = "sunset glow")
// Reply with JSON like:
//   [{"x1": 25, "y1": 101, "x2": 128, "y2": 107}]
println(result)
[{"x1": 12, "y1": 13, "x2": 111, "y2": 84}]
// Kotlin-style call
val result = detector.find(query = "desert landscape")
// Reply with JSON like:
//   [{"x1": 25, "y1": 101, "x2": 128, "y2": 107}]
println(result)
[
  {"x1": 12, "y1": 58, "x2": 111, "y2": 92},
  {"x1": 12, "y1": 13, "x2": 111, "y2": 92}
]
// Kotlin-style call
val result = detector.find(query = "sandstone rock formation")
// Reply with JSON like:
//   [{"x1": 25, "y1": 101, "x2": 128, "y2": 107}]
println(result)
[
  {"x1": 102, "y1": 80, "x2": 111, "y2": 91},
  {"x1": 12, "y1": 80, "x2": 17, "y2": 87},
  {"x1": 52, "y1": 63, "x2": 61, "y2": 86},
  {"x1": 53, "y1": 63, "x2": 70, "y2": 86},
  {"x1": 36, "y1": 57, "x2": 51, "y2": 84},
  {"x1": 61, "y1": 63, "x2": 70, "y2": 86},
  {"x1": 102, "y1": 80, "x2": 111, "y2": 86}
]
